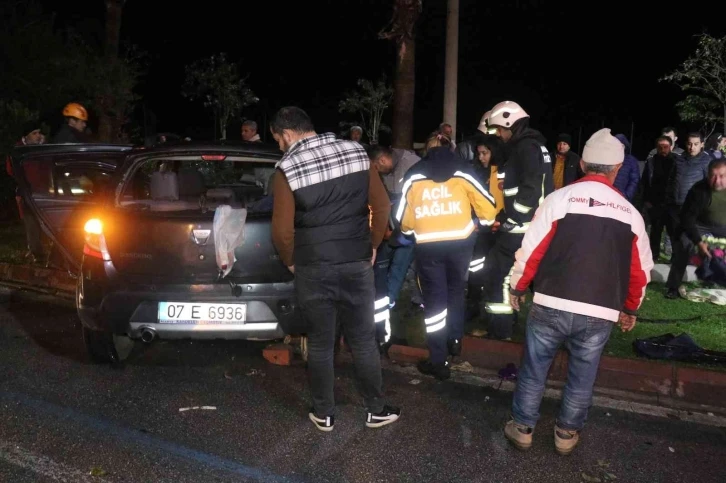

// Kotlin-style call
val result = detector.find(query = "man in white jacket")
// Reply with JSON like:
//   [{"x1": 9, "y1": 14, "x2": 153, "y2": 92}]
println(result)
[{"x1": 503, "y1": 128, "x2": 653, "y2": 455}]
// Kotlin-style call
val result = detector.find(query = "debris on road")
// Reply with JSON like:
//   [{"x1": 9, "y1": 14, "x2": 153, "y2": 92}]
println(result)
[
  {"x1": 451, "y1": 361, "x2": 474, "y2": 373},
  {"x1": 179, "y1": 406, "x2": 217, "y2": 412},
  {"x1": 89, "y1": 466, "x2": 108, "y2": 476}
]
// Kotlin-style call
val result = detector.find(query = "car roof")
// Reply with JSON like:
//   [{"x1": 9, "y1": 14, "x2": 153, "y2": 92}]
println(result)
[
  {"x1": 12, "y1": 140, "x2": 283, "y2": 160},
  {"x1": 131, "y1": 140, "x2": 283, "y2": 158}
]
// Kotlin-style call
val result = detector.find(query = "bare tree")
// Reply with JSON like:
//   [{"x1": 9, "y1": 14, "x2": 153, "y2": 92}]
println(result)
[
  {"x1": 380, "y1": 0, "x2": 421, "y2": 149},
  {"x1": 661, "y1": 33, "x2": 726, "y2": 136},
  {"x1": 339, "y1": 77, "x2": 393, "y2": 145}
]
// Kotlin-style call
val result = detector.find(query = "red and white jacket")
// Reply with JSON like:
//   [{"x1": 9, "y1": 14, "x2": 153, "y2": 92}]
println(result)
[{"x1": 510, "y1": 175, "x2": 653, "y2": 322}]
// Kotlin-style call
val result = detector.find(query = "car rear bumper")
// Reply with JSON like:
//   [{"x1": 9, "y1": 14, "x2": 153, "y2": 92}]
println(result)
[
  {"x1": 125, "y1": 299, "x2": 287, "y2": 341},
  {"x1": 77, "y1": 266, "x2": 302, "y2": 340}
]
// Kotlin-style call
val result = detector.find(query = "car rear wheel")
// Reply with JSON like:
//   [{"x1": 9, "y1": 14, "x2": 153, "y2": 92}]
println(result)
[{"x1": 82, "y1": 326, "x2": 135, "y2": 364}]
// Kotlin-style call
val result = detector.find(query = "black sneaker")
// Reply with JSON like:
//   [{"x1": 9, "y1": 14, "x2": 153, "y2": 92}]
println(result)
[
  {"x1": 665, "y1": 288, "x2": 679, "y2": 299},
  {"x1": 366, "y1": 405, "x2": 401, "y2": 428},
  {"x1": 308, "y1": 411, "x2": 334, "y2": 432},
  {"x1": 448, "y1": 338, "x2": 462, "y2": 357},
  {"x1": 417, "y1": 359, "x2": 451, "y2": 380}
]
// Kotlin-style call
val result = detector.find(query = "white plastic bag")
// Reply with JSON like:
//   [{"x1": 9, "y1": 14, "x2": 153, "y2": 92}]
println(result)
[{"x1": 213, "y1": 205, "x2": 247, "y2": 277}]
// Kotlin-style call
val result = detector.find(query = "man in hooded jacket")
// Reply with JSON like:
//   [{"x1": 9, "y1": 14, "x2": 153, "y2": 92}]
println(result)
[{"x1": 481, "y1": 101, "x2": 554, "y2": 340}]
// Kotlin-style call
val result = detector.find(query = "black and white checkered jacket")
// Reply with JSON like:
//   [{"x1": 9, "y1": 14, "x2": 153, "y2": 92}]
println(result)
[{"x1": 277, "y1": 133, "x2": 373, "y2": 265}]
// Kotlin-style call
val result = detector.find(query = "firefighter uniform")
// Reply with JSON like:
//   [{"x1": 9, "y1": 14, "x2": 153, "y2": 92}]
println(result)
[
  {"x1": 484, "y1": 101, "x2": 554, "y2": 339},
  {"x1": 469, "y1": 164, "x2": 505, "y2": 278},
  {"x1": 396, "y1": 147, "x2": 498, "y2": 370}
]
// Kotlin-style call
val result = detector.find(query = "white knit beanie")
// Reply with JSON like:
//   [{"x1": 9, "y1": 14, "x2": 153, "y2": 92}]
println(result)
[{"x1": 582, "y1": 128, "x2": 625, "y2": 166}]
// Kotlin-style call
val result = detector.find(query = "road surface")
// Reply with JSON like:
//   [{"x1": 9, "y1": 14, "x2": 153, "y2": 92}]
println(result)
[{"x1": 1, "y1": 288, "x2": 724, "y2": 482}]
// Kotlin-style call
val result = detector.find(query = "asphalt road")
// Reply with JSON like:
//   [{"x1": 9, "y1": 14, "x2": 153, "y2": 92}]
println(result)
[{"x1": 1, "y1": 287, "x2": 725, "y2": 483}]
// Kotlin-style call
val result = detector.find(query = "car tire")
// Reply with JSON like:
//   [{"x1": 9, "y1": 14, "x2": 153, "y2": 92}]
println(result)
[{"x1": 82, "y1": 326, "x2": 135, "y2": 364}]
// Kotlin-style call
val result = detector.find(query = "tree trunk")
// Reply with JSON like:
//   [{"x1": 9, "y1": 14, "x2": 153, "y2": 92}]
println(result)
[
  {"x1": 381, "y1": 0, "x2": 421, "y2": 150},
  {"x1": 105, "y1": 0, "x2": 125, "y2": 57},
  {"x1": 392, "y1": 37, "x2": 415, "y2": 149},
  {"x1": 98, "y1": 0, "x2": 126, "y2": 142},
  {"x1": 220, "y1": 118, "x2": 227, "y2": 140},
  {"x1": 443, "y1": 0, "x2": 459, "y2": 140}
]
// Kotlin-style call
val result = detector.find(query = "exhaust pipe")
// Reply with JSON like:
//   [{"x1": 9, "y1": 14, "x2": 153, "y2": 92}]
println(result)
[{"x1": 140, "y1": 327, "x2": 157, "y2": 343}]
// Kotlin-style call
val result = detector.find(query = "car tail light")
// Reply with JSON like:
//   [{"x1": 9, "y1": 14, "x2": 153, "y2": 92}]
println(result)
[
  {"x1": 83, "y1": 218, "x2": 111, "y2": 261},
  {"x1": 201, "y1": 154, "x2": 226, "y2": 161}
]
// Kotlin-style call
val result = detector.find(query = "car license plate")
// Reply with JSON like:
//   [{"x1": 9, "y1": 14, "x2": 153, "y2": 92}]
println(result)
[{"x1": 157, "y1": 302, "x2": 246, "y2": 324}]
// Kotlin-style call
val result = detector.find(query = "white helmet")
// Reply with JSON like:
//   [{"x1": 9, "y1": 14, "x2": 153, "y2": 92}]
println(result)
[
  {"x1": 488, "y1": 101, "x2": 529, "y2": 129},
  {"x1": 477, "y1": 110, "x2": 491, "y2": 133}
]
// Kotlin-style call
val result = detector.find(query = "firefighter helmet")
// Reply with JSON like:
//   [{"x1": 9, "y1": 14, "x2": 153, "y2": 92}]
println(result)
[{"x1": 488, "y1": 101, "x2": 528, "y2": 129}]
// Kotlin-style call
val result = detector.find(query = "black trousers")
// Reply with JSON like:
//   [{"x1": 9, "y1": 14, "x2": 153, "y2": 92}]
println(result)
[
  {"x1": 416, "y1": 238, "x2": 475, "y2": 364},
  {"x1": 296, "y1": 261, "x2": 384, "y2": 417},
  {"x1": 467, "y1": 230, "x2": 498, "y2": 310},
  {"x1": 482, "y1": 233, "x2": 524, "y2": 339},
  {"x1": 21, "y1": 198, "x2": 44, "y2": 259},
  {"x1": 649, "y1": 204, "x2": 679, "y2": 261}
]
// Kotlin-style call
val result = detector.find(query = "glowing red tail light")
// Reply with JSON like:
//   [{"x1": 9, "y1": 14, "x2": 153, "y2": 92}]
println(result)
[{"x1": 83, "y1": 218, "x2": 111, "y2": 261}]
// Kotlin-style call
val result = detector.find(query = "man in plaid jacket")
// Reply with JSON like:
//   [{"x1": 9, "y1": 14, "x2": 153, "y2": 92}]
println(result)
[{"x1": 271, "y1": 106, "x2": 401, "y2": 432}]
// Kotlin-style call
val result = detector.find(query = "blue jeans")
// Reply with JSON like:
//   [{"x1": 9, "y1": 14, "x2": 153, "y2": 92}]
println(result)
[
  {"x1": 512, "y1": 303, "x2": 613, "y2": 431},
  {"x1": 388, "y1": 244, "x2": 415, "y2": 304}
]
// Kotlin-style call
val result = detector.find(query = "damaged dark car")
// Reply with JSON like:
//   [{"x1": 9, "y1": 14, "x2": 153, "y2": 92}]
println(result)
[{"x1": 10, "y1": 142, "x2": 299, "y2": 364}]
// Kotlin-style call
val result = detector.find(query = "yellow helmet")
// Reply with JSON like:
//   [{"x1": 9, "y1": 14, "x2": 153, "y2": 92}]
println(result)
[{"x1": 62, "y1": 103, "x2": 88, "y2": 121}]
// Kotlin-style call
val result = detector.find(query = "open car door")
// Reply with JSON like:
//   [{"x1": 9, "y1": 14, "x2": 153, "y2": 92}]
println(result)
[{"x1": 10, "y1": 144, "x2": 132, "y2": 270}]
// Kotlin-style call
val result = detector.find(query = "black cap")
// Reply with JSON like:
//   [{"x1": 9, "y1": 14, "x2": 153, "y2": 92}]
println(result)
[
  {"x1": 21, "y1": 119, "x2": 41, "y2": 137},
  {"x1": 556, "y1": 133, "x2": 572, "y2": 146}
]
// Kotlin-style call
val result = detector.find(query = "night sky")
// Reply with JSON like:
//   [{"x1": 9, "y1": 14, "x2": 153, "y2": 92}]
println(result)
[{"x1": 42, "y1": 0, "x2": 725, "y2": 158}]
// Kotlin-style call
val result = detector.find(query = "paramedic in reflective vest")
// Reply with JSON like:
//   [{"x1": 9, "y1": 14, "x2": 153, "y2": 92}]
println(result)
[
  {"x1": 484, "y1": 101, "x2": 554, "y2": 340},
  {"x1": 467, "y1": 134, "x2": 506, "y2": 320},
  {"x1": 396, "y1": 146, "x2": 499, "y2": 380},
  {"x1": 271, "y1": 106, "x2": 400, "y2": 432}
]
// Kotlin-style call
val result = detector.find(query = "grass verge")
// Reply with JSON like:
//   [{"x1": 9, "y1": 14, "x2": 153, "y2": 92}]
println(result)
[{"x1": 392, "y1": 282, "x2": 726, "y2": 367}]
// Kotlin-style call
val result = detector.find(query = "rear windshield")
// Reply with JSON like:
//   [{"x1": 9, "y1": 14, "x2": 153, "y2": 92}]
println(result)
[{"x1": 119, "y1": 157, "x2": 278, "y2": 214}]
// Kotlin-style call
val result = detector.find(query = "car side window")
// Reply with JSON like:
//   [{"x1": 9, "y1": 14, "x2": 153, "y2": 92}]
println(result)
[{"x1": 53, "y1": 165, "x2": 114, "y2": 199}]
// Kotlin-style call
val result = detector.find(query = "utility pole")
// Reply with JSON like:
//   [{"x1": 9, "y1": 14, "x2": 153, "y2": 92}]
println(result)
[{"x1": 443, "y1": 0, "x2": 459, "y2": 140}]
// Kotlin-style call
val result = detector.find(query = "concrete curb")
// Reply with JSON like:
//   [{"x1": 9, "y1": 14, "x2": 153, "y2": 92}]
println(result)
[
  {"x1": 388, "y1": 336, "x2": 726, "y2": 410},
  {"x1": 384, "y1": 361, "x2": 726, "y2": 426}
]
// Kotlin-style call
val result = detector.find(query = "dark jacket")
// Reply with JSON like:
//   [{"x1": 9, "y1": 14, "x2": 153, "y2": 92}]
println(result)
[
  {"x1": 499, "y1": 119, "x2": 554, "y2": 230},
  {"x1": 667, "y1": 151, "x2": 711, "y2": 206},
  {"x1": 642, "y1": 153, "x2": 676, "y2": 206},
  {"x1": 553, "y1": 150, "x2": 582, "y2": 187},
  {"x1": 613, "y1": 134, "x2": 641, "y2": 201},
  {"x1": 678, "y1": 179, "x2": 726, "y2": 244},
  {"x1": 52, "y1": 124, "x2": 85, "y2": 143}
]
